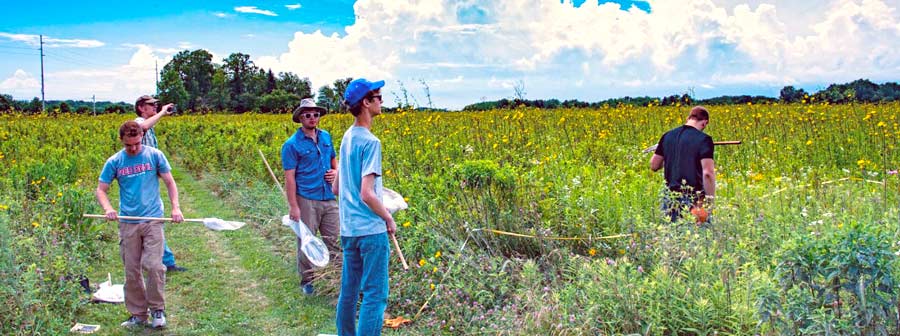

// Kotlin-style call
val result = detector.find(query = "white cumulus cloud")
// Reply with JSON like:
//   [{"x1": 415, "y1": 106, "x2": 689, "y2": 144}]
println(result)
[
  {"x1": 37, "y1": 44, "x2": 174, "y2": 101},
  {"x1": 286, "y1": 4, "x2": 302, "y2": 10},
  {"x1": 255, "y1": 29, "x2": 396, "y2": 92},
  {"x1": 0, "y1": 69, "x2": 40, "y2": 92}
]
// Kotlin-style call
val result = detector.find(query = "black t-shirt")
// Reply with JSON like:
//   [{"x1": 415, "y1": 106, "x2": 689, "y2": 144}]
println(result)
[{"x1": 654, "y1": 125, "x2": 714, "y2": 194}]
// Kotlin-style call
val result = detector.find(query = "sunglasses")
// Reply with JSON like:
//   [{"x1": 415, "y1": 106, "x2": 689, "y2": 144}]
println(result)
[
  {"x1": 301, "y1": 112, "x2": 321, "y2": 119},
  {"x1": 143, "y1": 102, "x2": 158, "y2": 106},
  {"x1": 369, "y1": 95, "x2": 383, "y2": 102}
]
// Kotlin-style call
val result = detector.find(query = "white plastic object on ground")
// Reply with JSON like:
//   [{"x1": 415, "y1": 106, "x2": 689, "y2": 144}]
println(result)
[{"x1": 91, "y1": 277, "x2": 124, "y2": 303}]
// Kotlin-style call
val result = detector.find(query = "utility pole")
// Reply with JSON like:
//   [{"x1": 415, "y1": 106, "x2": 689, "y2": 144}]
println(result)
[
  {"x1": 40, "y1": 34, "x2": 45, "y2": 112},
  {"x1": 92, "y1": 94, "x2": 96, "y2": 115}
]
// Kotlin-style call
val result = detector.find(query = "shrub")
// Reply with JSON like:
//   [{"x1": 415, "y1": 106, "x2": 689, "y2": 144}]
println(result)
[{"x1": 759, "y1": 221, "x2": 899, "y2": 335}]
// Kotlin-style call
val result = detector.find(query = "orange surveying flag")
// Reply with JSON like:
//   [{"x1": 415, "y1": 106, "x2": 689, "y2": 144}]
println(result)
[{"x1": 383, "y1": 316, "x2": 412, "y2": 329}]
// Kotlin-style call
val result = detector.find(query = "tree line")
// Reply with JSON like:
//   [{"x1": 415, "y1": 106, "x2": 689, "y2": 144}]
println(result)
[
  {"x1": 0, "y1": 49, "x2": 355, "y2": 115},
  {"x1": 156, "y1": 50, "x2": 351, "y2": 114},
  {"x1": 462, "y1": 79, "x2": 900, "y2": 111},
  {"x1": 0, "y1": 95, "x2": 132, "y2": 115}
]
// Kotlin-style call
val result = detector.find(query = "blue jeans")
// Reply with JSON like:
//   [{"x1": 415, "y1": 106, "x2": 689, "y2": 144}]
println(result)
[
  {"x1": 660, "y1": 190, "x2": 711, "y2": 224},
  {"x1": 162, "y1": 241, "x2": 176, "y2": 267},
  {"x1": 336, "y1": 233, "x2": 389, "y2": 336}
]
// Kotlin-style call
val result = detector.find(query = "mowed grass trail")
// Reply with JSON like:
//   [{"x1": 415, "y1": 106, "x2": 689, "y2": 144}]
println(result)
[{"x1": 75, "y1": 166, "x2": 336, "y2": 335}]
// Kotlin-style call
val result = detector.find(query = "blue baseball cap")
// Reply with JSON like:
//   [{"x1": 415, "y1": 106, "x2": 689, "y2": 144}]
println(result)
[{"x1": 344, "y1": 78, "x2": 385, "y2": 108}]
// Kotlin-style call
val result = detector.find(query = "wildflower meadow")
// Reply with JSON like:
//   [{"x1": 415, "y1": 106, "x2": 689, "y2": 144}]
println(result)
[{"x1": 1, "y1": 102, "x2": 899, "y2": 334}]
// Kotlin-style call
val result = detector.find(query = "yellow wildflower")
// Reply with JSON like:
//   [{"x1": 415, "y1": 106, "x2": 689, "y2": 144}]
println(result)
[
  {"x1": 418, "y1": 259, "x2": 426, "y2": 267},
  {"x1": 434, "y1": 251, "x2": 441, "y2": 258},
  {"x1": 402, "y1": 221, "x2": 411, "y2": 228},
  {"x1": 588, "y1": 248, "x2": 596, "y2": 256}
]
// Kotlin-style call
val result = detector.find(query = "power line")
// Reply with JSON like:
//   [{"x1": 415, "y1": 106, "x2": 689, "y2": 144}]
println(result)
[
  {"x1": 54, "y1": 48, "x2": 106, "y2": 65},
  {"x1": 44, "y1": 53, "x2": 109, "y2": 68},
  {"x1": 0, "y1": 50, "x2": 38, "y2": 56},
  {"x1": 0, "y1": 45, "x2": 38, "y2": 51}
]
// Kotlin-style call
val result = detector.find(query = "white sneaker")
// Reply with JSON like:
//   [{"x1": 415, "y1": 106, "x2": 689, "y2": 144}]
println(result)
[
  {"x1": 151, "y1": 310, "x2": 167, "y2": 329},
  {"x1": 120, "y1": 316, "x2": 147, "y2": 328}
]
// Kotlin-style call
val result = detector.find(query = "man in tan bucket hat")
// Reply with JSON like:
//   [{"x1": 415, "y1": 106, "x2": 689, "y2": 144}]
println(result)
[{"x1": 281, "y1": 98, "x2": 340, "y2": 296}]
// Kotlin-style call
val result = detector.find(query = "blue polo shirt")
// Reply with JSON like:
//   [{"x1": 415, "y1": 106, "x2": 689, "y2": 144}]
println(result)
[{"x1": 281, "y1": 128, "x2": 336, "y2": 201}]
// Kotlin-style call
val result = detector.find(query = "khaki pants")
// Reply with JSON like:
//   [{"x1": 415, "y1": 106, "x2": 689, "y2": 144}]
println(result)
[
  {"x1": 296, "y1": 198, "x2": 340, "y2": 285},
  {"x1": 119, "y1": 221, "x2": 166, "y2": 318}
]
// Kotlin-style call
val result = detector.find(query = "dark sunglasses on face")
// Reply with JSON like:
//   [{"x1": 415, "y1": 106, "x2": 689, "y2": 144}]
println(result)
[
  {"x1": 369, "y1": 95, "x2": 383, "y2": 102},
  {"x1": 302, "y1": 112, "x2": 321, "y2": 119}
]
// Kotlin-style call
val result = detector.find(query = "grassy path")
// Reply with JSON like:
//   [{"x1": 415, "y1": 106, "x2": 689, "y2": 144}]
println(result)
[{"x1": 75, "y1": 166, "x2": 336, "y2": 335}]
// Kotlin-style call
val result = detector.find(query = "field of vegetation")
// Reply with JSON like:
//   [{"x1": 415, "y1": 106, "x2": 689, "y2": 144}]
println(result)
[{"x1": 2, "y1": 102, "x2": 899, "y2": 335}]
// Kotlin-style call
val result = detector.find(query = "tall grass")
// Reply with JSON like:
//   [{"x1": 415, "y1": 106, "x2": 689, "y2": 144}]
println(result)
[{"x1": 1, "y1": 102, "x2": 898, "y2": 334}]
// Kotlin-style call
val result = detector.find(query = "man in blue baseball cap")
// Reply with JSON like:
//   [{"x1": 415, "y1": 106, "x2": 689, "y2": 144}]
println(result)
[{"x1": 331, "y1": 78, "x2": 395, "y2": 336}]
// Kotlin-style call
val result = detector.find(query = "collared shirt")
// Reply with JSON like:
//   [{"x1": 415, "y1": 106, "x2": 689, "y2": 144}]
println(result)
[
  {"x1": 134, "y1": 117, "x2": 159, "y2": 149},
  {"x1": 281, "y1": 128, "x2": 337, "y2": 201},
  {"x1": 337, "y1": 126, "x2": 385, "y2": 237}
]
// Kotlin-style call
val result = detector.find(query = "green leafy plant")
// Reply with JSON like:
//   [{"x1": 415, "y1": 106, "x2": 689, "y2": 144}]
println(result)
[{"x1": 760, "y1": 221, "x2": 898, "y2": 335}]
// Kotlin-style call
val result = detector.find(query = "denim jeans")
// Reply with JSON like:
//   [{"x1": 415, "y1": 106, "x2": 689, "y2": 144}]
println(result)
[
  {"x1": 660, "y1": 190, "x2": 712, "y2": 224},
  {"x1": 162, "y1": 241, "x2": 175, "y2": 267},
  {"x1": 336, "y1": 232, "x2": 389, "y2": 336}
]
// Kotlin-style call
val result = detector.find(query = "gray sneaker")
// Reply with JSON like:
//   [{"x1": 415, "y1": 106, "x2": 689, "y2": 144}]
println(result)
[
  {"x1": 120, "y1": 316, "x2": 147, "y2": 328},
  {"x1": 151, "y1": 310, "x2": 167, "y2": 329}
]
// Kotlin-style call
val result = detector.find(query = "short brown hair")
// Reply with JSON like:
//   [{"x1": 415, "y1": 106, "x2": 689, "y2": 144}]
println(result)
[
  {"x1": 119, "y1": 120, "x2": 143, "y2": 138},
  {"x1": 345, "y1": 89, "x2": 380, "y2": 117},
  {"x1": 688, "y1": 106, "x2": 709, "y2": 121}
]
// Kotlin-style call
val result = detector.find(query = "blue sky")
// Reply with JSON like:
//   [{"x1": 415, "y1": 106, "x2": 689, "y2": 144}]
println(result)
[{"x1": 1, "y1": 0, "x2": 898, "y2": 109}]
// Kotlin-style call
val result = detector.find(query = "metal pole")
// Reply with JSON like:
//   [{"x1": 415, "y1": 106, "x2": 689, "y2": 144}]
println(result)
[
  {"x1": 40, "y1": 35, "x2": 45, "y2": 112},
  {"x1": 92, "y1": 95, "x2": 96, "y2": 115}
]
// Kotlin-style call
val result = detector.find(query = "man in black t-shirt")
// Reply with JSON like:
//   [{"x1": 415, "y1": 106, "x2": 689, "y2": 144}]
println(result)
[{"x1": 650, "y1": 106, "x2": 716, "y2": 222}]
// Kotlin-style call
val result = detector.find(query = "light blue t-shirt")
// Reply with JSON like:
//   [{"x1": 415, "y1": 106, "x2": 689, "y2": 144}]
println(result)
[
  {"x1": 98, "y1": 146, "x2": 171, "y2": 224},
  {"x1": 338, "y1": 126, "x2": 385, "y2": 237}
]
